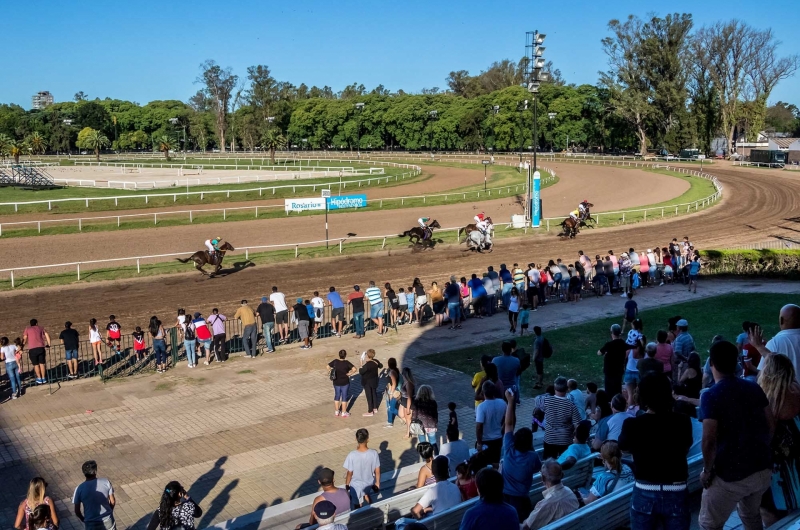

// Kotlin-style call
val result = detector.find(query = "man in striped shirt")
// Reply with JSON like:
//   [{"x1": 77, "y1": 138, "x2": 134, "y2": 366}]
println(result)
[
  {"x1": 534, "y1": 377, "x2": 582, "y2": 459},
  {"x1": 364, "y1": 281, "x2": 385, "y2": 336}
]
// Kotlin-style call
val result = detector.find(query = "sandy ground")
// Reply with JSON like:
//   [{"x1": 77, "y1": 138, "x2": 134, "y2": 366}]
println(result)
[
  {"x1": 0, "y1": 164, "x2": 687, "y2": 269},
  {"x1": 46, "y1": 163, "x2": 391, "y2": 188}
]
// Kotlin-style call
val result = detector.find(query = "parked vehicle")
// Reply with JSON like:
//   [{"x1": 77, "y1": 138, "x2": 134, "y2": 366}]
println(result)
[
  {"x1": 679, "y1": 148, "x2": 700, "y2": 159},
  {"x1": 750, "y1": 149, "x2": 786, "y2": 168}
]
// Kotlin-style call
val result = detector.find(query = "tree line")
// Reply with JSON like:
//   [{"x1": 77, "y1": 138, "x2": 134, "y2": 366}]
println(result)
[{"x1": 0, "y1": 14, "x2": 797, "y2": 161}]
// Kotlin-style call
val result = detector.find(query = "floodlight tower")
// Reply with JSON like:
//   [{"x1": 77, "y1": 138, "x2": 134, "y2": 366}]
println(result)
[
  {"x1": 354, "y1": 102, "x2": 365, "y2": 158},
  {"x1": 525, "y1": 30, "x2": 547, "y2": 227}
]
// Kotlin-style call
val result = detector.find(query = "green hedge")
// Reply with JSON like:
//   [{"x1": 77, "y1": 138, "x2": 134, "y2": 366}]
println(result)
[{"x1": 700, "y1": 249, "x2": 800, "y2": 279}]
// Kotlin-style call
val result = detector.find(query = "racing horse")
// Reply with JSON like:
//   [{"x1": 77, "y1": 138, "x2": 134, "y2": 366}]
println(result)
[
  {"x1": 399, "y1": 220, "x2": 441, "y2": 248},
  {"x1": 559, "y1": 203, "x2": 595, "y2": 238},
  {"x1": 464, "y1": 229, "x2": 493, "y2": 252},
  {"x1": 177, "y1": 241, "x2": 235, "y2": 276},
  {"x1": 459, "y1": 216, "x2": 493, "y2": 242}
]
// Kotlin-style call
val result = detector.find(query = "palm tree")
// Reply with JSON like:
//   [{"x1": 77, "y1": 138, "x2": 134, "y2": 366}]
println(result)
[
  {"x1": 9, "y1": 139, "x2": 26, "y2": 164},
  {"x1": 82, "y1": 130, "x2": 110, "y2": 161},
  {"x1": 261, "y1": 128, "x2": 287, "y2": 164},
  {"x1": 153, "y1": 135, "x2": 178, "y2": 160},
  {"x1": 25, "y1": 132, "x2": 47, "y2": 155},
  {"x1": 0, "y1": 134, "x2": 12, "y2": 162}
]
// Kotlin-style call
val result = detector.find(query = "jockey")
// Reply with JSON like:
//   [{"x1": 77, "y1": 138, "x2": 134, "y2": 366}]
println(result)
[
  {"x1": 578, "y1": 200, "x2": 590, "y2": 219},
  {"x1": 569, "y1": 209, "x2": 581, "y2": 223},
  {"x1": 473, "y1": 212, "x2": 485, "y2": 225},
  {"x1": 475, "y1": 215, "x2": 490, "y2": 234},
  {"x1": 418, "y1": 217, "x2": 431, "y2": 239},
  {"x1": 205, "y1": 237, "x2": 222, "y2": 261}
]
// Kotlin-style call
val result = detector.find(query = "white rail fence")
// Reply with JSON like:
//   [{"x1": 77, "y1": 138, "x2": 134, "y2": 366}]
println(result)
[
  {"x1": 0, "y1": 169, "x2": 721, "y2": 287},
  {"x1": 0, "y1": 181, "x2": 542, "y2": 236},
  {"x1": 0, "y1": 168, "x2": 422, "y2": 212}
]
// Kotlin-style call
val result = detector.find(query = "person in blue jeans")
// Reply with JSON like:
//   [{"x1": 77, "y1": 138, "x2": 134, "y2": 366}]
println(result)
[
  {"x1": 445, "y1": 276, "x2": 462, "y2": 330},
  {"x1": 619, "y1": 374, "x2": 693, "y2": 530},
  {"x1": 385, "y1": 358, "x2": 400, "y2": 427},
  {"x1": 1, "y1": 337, "x2": 22, "y2": 399},
  {"x1": 348, "y1": 286, "x2": 366, "y2": 338}
]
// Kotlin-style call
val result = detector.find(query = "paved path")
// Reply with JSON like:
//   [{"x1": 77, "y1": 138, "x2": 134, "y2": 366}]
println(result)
[{"x1": 1, "y1": 279, "x2": 798, "y2": 529}]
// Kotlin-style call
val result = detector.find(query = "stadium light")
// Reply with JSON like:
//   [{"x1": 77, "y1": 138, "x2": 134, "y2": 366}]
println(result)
[{"x1": 354, "y1": 103, "x2": 365, "y2": 158}]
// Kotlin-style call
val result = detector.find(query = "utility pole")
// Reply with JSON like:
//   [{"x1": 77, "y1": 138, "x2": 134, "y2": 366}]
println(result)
[{"x1": 525, "y1": 30, "x2": 547, "y2": 227}]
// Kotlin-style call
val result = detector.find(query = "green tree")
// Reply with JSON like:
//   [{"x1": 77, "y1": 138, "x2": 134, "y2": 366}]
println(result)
[
  {"x1": 25, "y1": 131, "x2": 47, "y2": 155},
  {"x1": 197, "y1": 60, "x2": 238, "y2": 153},
  {"x1": 0, "y1": 133, "x2": 12, "y2": 161},
  {"x1": 153, "y1": 134, "x2": 178, "y2": 160},
  {"x1": 261, "y1": 128, "x2": 286, "y2": 164},
  {"x1": 76, "y1": 127, "x2": 110, "y2": 161}
]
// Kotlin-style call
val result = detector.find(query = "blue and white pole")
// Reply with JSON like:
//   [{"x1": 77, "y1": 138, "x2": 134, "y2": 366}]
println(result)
[{"x1": 532, "y1": 170, "x2": 541, "y2": 227}]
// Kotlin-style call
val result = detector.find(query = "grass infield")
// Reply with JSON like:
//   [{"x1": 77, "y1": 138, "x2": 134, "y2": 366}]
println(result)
[{"x1": 420, "y1": 292, "x2": 790, "y2": 397}]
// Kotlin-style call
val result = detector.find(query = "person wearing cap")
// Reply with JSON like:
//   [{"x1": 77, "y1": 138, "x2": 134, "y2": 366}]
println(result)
[
  {"x1": 292, "y1": 297, "x2": 312, "y2": 349},
  {"x1": 301, "y1": 468, "x2": 351, "y2": 529},
  {"x1": 672, "y1": 319, "x2": 695, "y2": 372},
  {"x1": 304, "y1": 500, "x2": 347, "y2": 530},
  {"x1": 348, "y1": 285, "x2": 366, "y2": 338},
  {"x1": 234, "y1": 300, "x2": 258, "y2": 358},
  {"x1": 191, "y1": 311, "x2": 214, "y2": 365},
  {"x1": 256, "y1": 297, "x2": 276, "y2": 354},
  {"x1": 618, "y1": 252, "x2": 632, "y2": 296}
]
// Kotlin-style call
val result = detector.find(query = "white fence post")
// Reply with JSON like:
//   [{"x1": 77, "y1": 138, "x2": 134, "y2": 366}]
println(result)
[
  {"x1": 10, "y1": 270, "x2": 14, "y2": 288},
  {"x1": 137, "y1": 259, "x2": 140, "y2": 273},
  {"x1": 77, "y1": 263, "x2": 80, "y2": 281}
]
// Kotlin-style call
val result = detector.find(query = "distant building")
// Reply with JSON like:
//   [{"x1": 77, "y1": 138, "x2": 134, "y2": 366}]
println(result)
[{"x1": 31, "y1": 91, "x2": 54, "y2": 109}]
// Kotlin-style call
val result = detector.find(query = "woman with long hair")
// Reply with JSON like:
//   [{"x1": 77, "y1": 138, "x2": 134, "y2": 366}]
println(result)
[
  {"x1": 385, "y1": 357, "x2": 401, "y2": 428},
  {"x1": 759, "y1": 354, "x2": 800, "y2": 526},
  {"x1": 412, "y1": 278, "x2": 427, "y2": 324},
  {"x1": 89, "y1": 318, "x2": 104, "y2": 366},
  {"x1": 398, "y1": 366, "x2": 416, "y2": 436},
  {"x1": 149, "y1": 316, "x2": 168, "y2": 373},
  {"x1": 507, "y1": 287, "x2": 520, "y2": 333},
  {"x1": 146, "y1": 481, "x2": 202, "y2": 530},
  {"x1": 413, "y1": 384, "x2": 439, "y2": 451},
  {"x1": 583, "y1": 440, "x2": 634, "y2": 504},
  {"x1": 14, "y1": 477, "x2": 58, "y2": 530},
  {"x1": 414, "y1": 442, "x2": 436, "y2": 488},
  {"x1": 591, "y1": 389, "x2": 613, "y2": 422}
]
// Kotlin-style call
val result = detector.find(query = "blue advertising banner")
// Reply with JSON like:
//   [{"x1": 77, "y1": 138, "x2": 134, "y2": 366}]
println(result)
[
  {"x1": 532, "y1": 171, "x2": 541, "y2": 227},
  {"x1": 326, "y1": 194, "x2": 368, "y2": 210}
]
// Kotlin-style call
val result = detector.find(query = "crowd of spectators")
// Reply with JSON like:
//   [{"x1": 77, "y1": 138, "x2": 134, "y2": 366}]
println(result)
[{"x1": 11, "y1": 236, "x2": 800, "y2": 530}]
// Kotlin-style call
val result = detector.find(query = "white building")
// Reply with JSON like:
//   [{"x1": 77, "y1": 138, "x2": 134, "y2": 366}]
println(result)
[{"x1": 31, "y1": 91, "x2": 54, "y2": 109}]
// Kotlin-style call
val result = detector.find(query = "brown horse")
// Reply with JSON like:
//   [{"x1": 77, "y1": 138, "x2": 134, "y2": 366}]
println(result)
[
  {"x1": 177, "y1": 241, "x2": 235, "y2": 276},
  {"x1": 460, "y1": 216, "x2": 493, "y2": 241},
  {"x1": 399, "y1": 220, "x2": 441, "y2": 247}
]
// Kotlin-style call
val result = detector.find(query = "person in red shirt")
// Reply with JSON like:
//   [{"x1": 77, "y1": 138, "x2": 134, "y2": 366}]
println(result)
[
  {"x1": 23, "y1": 319, "x2": 51, "y2": 385},
  {"x1": 106, "y1": 315, "x2": 122, "y2": 354}
]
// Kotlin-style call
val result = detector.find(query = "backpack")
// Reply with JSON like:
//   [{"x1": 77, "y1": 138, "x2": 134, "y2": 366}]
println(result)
[
  {"x1": 184, "y1": 322, "x2": 196, "y2": 341},
  {"x1": 541, "y1": 338, "x2": 553, "y2": 359}
]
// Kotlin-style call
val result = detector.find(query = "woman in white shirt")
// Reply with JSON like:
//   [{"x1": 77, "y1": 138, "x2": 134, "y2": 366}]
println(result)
[{"x1": 89, "y1": 318, "x2": 104, "y2": 365}]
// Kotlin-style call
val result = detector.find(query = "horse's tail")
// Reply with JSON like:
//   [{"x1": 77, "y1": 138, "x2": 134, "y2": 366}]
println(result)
[
  {"x1": 399, "y1": 230, "x2": 412, "y2": 237},
  {"x1": 176, "y1": 257, "x2": 192, "y2": 264}
]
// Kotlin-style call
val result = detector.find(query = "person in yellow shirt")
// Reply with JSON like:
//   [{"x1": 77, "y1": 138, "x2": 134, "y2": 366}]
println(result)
[
  {"x1": 471, "y1": 356, "x2": 492, "y2": 408},
  {"x1": 233, "y1": 300, "x2": 258, "y2": 358}
]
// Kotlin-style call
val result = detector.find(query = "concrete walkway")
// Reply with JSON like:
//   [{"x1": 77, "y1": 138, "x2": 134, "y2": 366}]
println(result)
[{"x1": 1, "y1": 279, "x2": 797, "y2": 529}]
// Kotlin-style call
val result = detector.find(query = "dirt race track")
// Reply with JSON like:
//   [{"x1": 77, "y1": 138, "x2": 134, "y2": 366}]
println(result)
[
  {"x1": 2, "y1": 163, "x2": 686, "y2": 268},
  {"x1": 0, "y1": 163, "x2": 797, "y2": 337}
]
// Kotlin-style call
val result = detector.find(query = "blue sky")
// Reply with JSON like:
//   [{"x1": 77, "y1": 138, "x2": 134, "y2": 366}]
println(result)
[{"x1": 2, "y1": 0, "x2": 798, "y2": 109}]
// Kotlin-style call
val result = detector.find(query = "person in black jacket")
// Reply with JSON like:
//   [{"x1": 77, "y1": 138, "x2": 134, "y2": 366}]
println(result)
[{"x1": 359, "y1": 349, "x2": 382, "y2": 417}]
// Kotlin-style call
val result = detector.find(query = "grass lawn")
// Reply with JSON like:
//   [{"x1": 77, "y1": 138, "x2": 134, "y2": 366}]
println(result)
[{"x1": 421, "y1": 293, "x2": 792, "y2": 397}]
